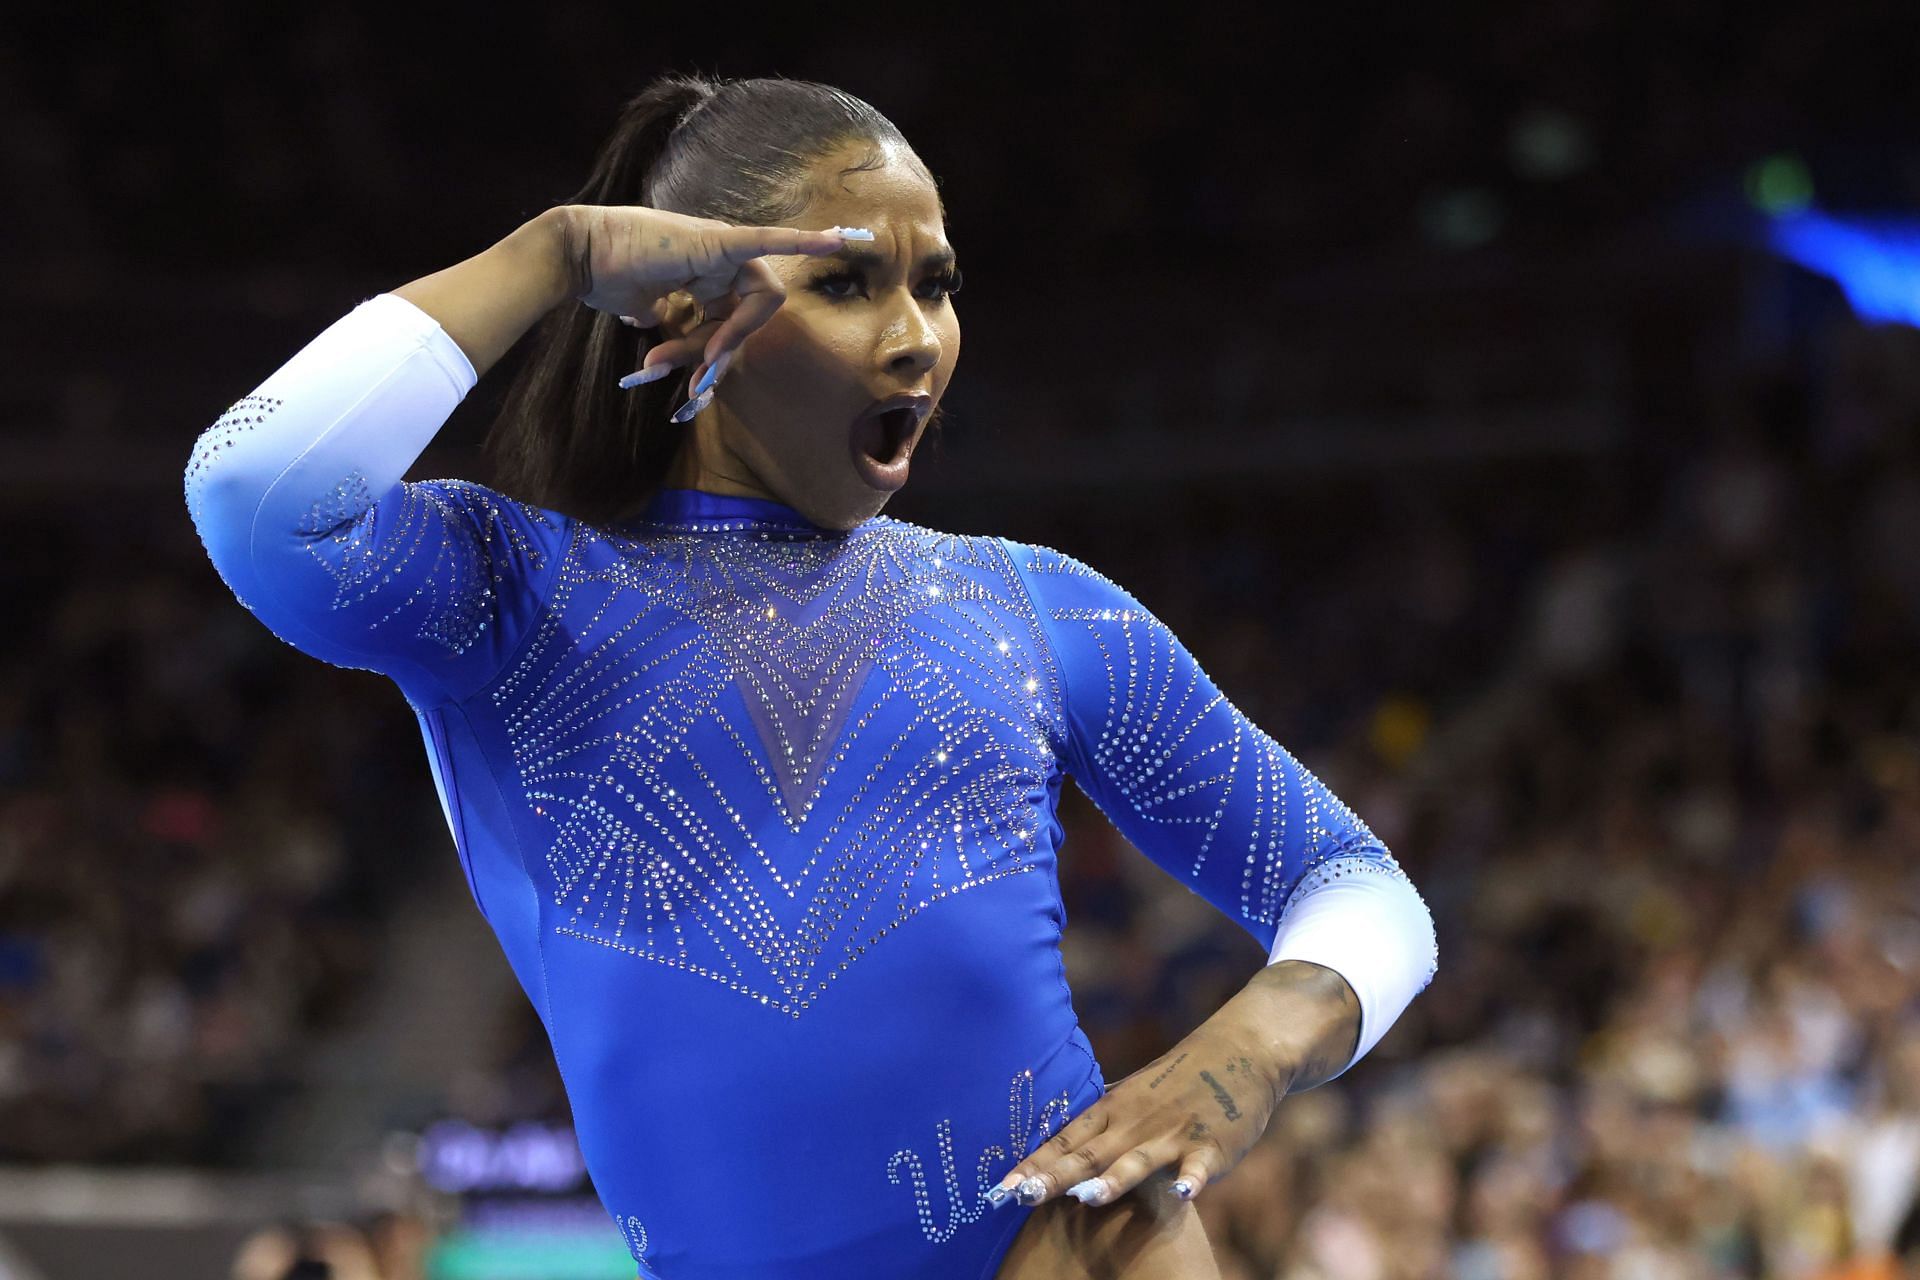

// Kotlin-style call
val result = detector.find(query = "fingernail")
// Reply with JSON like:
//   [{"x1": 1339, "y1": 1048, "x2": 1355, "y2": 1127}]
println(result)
[
  {"x1": 826, "y1": 225, "x2": 875, "y2": 240},
  {"x1": 618, "y1": 363, "x2": 673, "y2": 390},
  {"x1": 617, "y1": 314, "x2": 640, "y2": 327},
  {"x1": 984, "y1": 1184, "x2": 1012, "y2": 1209},
  {"x1": 669, "y1": 386, "x2": 713, "y2": 424},
  {"x1": 1014, "y1": 1176, "x2": 1047, "y2": 1206},
  {"x1": 1171, "y1": 1178, "x2": 1195, "y2": 1200},
  {"x1": 690, "y1": 348, "x2": 734, "y2": 399},
  {"x1": 1066, "y1": 1178, "x2": 1107, "y2": 1205}
]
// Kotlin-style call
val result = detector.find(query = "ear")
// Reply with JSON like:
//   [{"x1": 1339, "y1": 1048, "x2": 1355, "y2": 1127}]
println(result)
[{"x1": 653, "y1": 290, "x2": 705, "y2": 343}]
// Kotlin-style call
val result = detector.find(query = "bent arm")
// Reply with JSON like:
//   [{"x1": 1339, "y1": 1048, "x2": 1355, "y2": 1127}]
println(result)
[
  {"x1": 184, "y1": 212, "x2": 576, "y2": 706},
  {"x1": 1003, "y1": 537, "x2": 1438, "y2": 1084},
  {"x1": 388, "y1": 206, "x2": 573, "y2": 380}
]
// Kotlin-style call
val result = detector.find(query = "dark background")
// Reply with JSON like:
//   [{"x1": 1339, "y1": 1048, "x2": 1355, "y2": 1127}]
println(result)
[{"x1": 3, "y1": 3, "x2": 1920, "y2": 1277}]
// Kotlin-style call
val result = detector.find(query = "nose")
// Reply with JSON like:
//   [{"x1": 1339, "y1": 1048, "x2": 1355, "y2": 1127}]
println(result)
[{"x1": 878, "y1": 294, "x2": 942, "y2": 378}]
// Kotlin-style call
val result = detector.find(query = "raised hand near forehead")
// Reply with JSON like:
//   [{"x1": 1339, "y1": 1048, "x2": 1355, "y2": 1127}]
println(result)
[{"x1": 553, "y1": 204, "x2": 860, "y2": 390}]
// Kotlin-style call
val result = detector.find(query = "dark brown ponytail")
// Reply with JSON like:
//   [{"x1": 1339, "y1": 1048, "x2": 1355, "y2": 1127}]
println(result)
[{"x1": 480, "y1": 72, "x2": 933, "y2": 525}]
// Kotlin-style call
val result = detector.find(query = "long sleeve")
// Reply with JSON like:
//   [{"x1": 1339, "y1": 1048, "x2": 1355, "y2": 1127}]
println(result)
[
  {"x1": 184, "y1": 293, "x2": 569, "y2": 708},
  {"x1": 1001, "y1": 538, "x2": 1438, "y2": 1082}
]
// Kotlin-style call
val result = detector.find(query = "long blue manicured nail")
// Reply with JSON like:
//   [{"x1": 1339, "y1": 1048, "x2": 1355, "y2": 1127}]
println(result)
[
  {"x1": 1066, "y1": 1178, "x2": 1106, "y2": 1204},
  {"x1": 689, "y1": 350, "x2": 726, "y2": 398},
  {"x1": 984, "y1": 1184, "x2": 1012, "y2": 1209},
  {"x1": 618, "y1": 363, "x2": 673, "y2": 390},
  {"x1": 669, "y1": 387, "x2": 713, "y2": 424},
  {"x1": 826, "y1": 225, "x2": 875, "y2": 240}
]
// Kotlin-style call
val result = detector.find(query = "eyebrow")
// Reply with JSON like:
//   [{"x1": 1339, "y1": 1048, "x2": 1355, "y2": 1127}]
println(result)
[{"x1": 823, "y1": 246, "x2": 959, "y2": 272}]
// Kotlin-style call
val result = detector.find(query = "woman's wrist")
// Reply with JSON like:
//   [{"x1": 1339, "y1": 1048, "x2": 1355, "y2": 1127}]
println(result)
[
  {"x1": 388, "y1": 206, "x2": 578, "y2": 380},
  {"x1": 512, "y1": 205, "x2": 581, "y2": 311},
  {"x1": 1221, "y1": 960, "x2": 1362, "y2": 1098}
]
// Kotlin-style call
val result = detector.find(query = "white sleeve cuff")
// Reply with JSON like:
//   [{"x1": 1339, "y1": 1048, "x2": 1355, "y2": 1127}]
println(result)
[
  {"x1": 365, "y1": 291, "x2": 481, "y2": 394},
  {"x1": 1266, "y1": 855, "x2": 1438, "y2": 1083}
]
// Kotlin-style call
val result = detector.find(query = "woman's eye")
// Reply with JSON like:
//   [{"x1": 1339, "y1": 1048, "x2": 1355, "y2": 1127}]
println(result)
[
  {"x1": 813, "y1": 270, "x2": 963, "y2": 303},
  {"x1": 816, "y1": 272, "x2": 861, "y2": 299}
]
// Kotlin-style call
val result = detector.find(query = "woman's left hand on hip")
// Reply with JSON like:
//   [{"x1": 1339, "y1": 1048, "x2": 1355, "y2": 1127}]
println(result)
[{"x1": 986, "y1": 1018, "x2": 1292, "y2": 1210}]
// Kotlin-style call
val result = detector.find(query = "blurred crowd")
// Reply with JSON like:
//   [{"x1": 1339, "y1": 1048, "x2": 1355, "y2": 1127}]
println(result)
[
  {"x1": 0, "y1": 509, "x2": 442, "y2": 1165},
  {"x1": 4, "y1": 4, "x2": 1920, "y2": 1278},
  {"x1": 6, "y1": 0, "x2": 1912, "y2": 301},
  {"x1": 1062, "y1": 319, "x2": 1920, "y2": 1278}
]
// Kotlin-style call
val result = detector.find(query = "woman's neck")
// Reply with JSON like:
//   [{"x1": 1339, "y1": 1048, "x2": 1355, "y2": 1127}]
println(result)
[
  {"x1": 607, "y1": 447, "x2": 777, "y2": 524},
  {"x1": 660, "y1": 422, "x2": 778, "y2": 503}
]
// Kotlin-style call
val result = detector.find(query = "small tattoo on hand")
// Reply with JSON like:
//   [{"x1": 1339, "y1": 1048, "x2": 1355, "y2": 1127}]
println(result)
[
  {"x1": 1199, "y1": 1070, "x2": 1241, "y2": 1121},
  {"x1": 1147, "y1": 1052, "x2": 1189, "y2": 1091}
]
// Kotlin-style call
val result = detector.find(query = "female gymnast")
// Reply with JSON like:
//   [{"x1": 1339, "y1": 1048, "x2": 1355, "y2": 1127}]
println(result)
[{"x1": 185, "y1": 73, "x2": 1438, "y2": 1280}]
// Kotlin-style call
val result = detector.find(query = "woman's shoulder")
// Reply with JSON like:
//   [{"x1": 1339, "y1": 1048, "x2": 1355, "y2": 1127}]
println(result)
[
  {"x1": 863, "y1": 512, "x2": 1029, "y2": 566},
  {"x1": 408, "y1": 479, "x2": 574, "y2": 578},
  {"x1": 412, "y1": 478, "x2": 569, "y2": 530},
  {"x1": 860, "y1": 517, "x2": 1132, "y2": 620},
  {"x1": 866, "y1": 515, "x2": 1123, "y2": 584}
]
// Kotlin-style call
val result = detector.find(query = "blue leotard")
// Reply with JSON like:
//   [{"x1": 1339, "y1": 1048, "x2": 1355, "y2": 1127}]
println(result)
[{"x1": 185, "y1": 294, "x2": 1437, "y2": 1279}]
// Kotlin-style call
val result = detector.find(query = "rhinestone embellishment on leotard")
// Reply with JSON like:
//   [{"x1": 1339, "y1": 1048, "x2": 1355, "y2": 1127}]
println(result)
[
  {"x1": 1019, "y1": 545, "x2": 1425, "y2": 932},
  {"x1": 299, "y1": 478, "x2": 556, "y2": 656},
  {"x1": 887, "y1": 1067, "x2": 1076, "y2": 1244},
  {"x1": 491, "y1": 517, "x2": 1059, "y2": 1018},
  {"x1": 183, "y1": 395, "x2": 286, "y2": 609},
  {"x1": 602, "y1": 1210, "x2": 658, "y2": 1273}
]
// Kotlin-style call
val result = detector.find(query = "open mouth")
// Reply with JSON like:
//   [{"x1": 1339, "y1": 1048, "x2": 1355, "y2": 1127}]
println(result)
[
  {"x1": 850, "y1": 406, "x2": 920, "y2": 491},
  {"x1": 864, "y1": 408, "x2": 916, "y2": 464}
]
